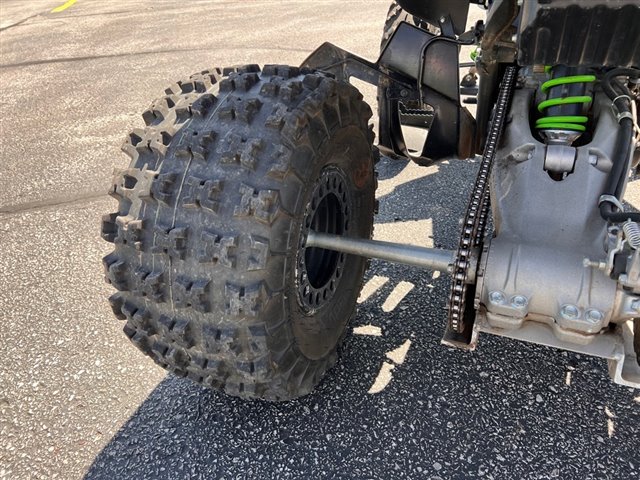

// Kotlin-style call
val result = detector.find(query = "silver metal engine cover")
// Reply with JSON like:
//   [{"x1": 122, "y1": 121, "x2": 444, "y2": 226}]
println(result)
[{"x1": 475, "y1": 88, "x2": 640, "y2": 387}]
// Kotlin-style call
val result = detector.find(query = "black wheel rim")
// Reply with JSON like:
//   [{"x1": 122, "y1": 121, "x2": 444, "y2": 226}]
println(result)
[{"x1": 297, "y1": 167, "x2": 351, "y2": 312}]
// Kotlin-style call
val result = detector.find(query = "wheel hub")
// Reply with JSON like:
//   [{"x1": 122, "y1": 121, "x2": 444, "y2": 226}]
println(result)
[{"x1": 297, "y1": 168, "x2": 351, "y2": 312}]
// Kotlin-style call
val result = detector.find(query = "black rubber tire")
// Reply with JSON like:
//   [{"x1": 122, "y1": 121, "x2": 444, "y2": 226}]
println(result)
[{"x1": 102, "y1": 65, "x2": 376, "y2": 401}]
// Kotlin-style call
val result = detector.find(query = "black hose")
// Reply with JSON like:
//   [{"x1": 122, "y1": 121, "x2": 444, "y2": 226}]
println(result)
[
  {"x1": 599, "y1": 68, "x2": 639, "y2": 222},
  {"x1": 599, "y1": 119, "x2": 636, "y2": 222},
  {"x1": 603, "y1": 68, "x2": 639, "y2": 99}
]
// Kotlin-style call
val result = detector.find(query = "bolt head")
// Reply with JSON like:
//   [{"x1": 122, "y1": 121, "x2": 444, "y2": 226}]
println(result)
[
  {"x1": 511, "y1": 295, "x2": 528, "y2": 309},
  {"x1": 560, "y1": 304, "x2": 580, "y2": 320},
  {"x1": 489, "y1": 291, "x2": 506, "y2": 305},
  {"x1": 585, "y1": 309, "x2": 604, "y2": 324}
]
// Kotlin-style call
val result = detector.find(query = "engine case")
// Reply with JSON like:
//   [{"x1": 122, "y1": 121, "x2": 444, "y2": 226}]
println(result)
[{"x1": 476, "y1": 87, "x2": 640, "y2": 386}]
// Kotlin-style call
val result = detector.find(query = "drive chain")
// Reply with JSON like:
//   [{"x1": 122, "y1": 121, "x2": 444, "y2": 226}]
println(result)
[{"x1": 447, "y1": 65, "x2": 517, "y2": 334}]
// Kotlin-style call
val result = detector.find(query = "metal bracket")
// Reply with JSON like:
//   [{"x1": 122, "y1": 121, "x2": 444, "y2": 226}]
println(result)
[
  {"x1": 437, "y1": 14, "x2": 455, "y2": 38},
  {"x1": 599, "y1": 194, "x2": 625, "y2": 213},
  {"x1": 301, "y1": 42, "x2": 385, "y2": 86},
  {"x1": 612, "y1": 95, "x2": 634, "y2": 124},
  {"x1": 544, "y1": 144, "x2": 576, "y2": 173}
]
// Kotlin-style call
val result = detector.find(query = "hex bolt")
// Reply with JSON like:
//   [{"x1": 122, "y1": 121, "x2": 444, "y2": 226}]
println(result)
[
  {"x1": 489, "y1": 291, "x2": 506, "y2": 305},
  {"x1": 584, "y1": 309, "x2": 604, "y2": 324},
  {"x1": 510, "y1": 295, "x2": 528, "y2": 309},
  {"x1": 560, "y1": 304, "x2": 580, "y2": 320},
  {"x1": 583, "y1": 258, "x2": 607, "y2": 271}
]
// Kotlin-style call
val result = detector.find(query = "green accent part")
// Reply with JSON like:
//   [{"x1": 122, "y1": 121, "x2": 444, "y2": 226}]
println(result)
[
  {"x1": 537, "y1": 96, "x2": 593, "y2": 112},
  {"x1": 544, "y1": 65, "x2": 553, "y2": 74},
  {"x1": 537, "y1": 123, "x2": 586, "y2": 132},
  {"x1": 541, "y1": 75, "x2": 596, "y2": 92},
  {"x1": 536, "y1": 115, "x2": 588, "y2": 126},
  {"x1": 470, "y1": 47, "x2": 479, "y2": 61}
]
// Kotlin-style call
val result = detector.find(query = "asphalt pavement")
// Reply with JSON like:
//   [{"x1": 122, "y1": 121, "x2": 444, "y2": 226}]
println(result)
[{"x1": 1, "y1": 1, "x2": 639, "y2": 479}]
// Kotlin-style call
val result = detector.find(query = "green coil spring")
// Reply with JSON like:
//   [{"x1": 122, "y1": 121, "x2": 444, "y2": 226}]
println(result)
[{"x1": 535, "y1": 71, "x2": 596, "y2": 132}]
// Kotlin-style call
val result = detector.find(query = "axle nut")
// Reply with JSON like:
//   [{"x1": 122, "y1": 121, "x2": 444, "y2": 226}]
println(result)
[{"x1": 560, "y1": 304, "x2": 580, "y2": 320}]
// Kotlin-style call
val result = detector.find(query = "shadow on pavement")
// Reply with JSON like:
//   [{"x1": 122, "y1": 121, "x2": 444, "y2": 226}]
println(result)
[{"x1": 86, "y1": 157, "x2": 640, "y2": 480}]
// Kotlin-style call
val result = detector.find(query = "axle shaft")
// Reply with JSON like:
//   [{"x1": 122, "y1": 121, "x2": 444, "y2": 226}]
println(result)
[{"x1": 306, "y1": 231, "x2": 454, "y2": 272}]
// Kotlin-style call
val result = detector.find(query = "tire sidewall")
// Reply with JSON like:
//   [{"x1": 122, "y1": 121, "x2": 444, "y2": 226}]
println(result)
[{"x1": 286, "y1": 125, "x2": 375, "y2": 361}]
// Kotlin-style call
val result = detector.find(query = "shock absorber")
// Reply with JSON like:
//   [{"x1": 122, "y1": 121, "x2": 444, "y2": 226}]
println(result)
[{"x1": 536, "y1": 66, "x2": 596, "y2": 145}]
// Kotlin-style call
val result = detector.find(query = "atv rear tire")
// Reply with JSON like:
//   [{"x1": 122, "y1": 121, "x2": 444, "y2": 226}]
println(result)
[{"x1": 102, "y1": 65, "x2": 376, "y2": 401}]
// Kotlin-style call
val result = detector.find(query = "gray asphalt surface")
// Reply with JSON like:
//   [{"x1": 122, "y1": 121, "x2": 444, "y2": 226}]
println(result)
[{"x1": 1, "y1": 1, "x2": 639, "y2": 479}]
